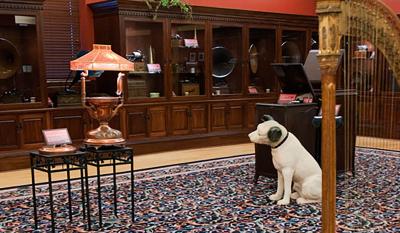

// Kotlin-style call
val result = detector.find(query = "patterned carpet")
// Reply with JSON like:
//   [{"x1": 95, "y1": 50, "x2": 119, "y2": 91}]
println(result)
[{"x1": 0, "y1": 148, "x2": 399, "y2": 232}]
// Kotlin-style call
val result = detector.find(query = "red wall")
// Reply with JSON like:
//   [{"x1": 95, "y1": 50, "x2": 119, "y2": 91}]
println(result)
[
  {"x1": 186, "y1": 0, "x2": 316, "y2": 16},
  {"x1": 80, "y1": 0, "x2": 400, "y2": 49},
  {"x1": 186, "y1": 0, "x2": 400, "y2": 15}
]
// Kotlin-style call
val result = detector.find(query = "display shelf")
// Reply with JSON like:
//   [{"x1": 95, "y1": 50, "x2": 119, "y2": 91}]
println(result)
[
  {"x1": 170, "y1": 23, "x2": 206, "y2": 97},
  {"x1": 0, "y1": 13, "x2": 44, "y2": 108}
]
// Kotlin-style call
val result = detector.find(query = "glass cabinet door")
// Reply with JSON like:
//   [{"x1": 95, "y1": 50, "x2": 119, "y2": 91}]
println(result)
[
  {"x1": 125, "y1": 20, "x2": 164, "y2": 99},
  {"x1": 212, "y1": 25, "x2": 242, "y2": 95},
  {"x1": 311, "y1": 31, "x2": 319, "y2": 50},
  {"x1": 281, "y1": 30, "x2": 306, "y2": 63},
  {"x1": 0, "y1": 14, "x2": 41, "y2": 104},
  {"x1": 170, "y1": 23, "x2": 205, "y2": 97},
  {"x1": 248, "y1": 28, "x2": 276, "y2": 94}
]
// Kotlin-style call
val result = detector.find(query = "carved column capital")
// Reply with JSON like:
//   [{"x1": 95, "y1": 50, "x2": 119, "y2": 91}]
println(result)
[{"x1": 317, "y1": 54, "x2": 341, "y2": 76}]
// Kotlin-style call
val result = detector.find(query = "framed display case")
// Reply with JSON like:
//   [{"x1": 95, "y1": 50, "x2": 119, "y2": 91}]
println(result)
[
  {"x1": 170, "y1": 23, "x2": 206, "y2": 97},
  {"x1": 0, "y1": 13, "x2": 44, "y2": 107},
  {"x1": 247, "y1": 28, "x2": 277, "y2": 95},
  {"x1": 211, "y1": 25, "x2": 243, "y2": 96},
  {"x1": 311, "y1": 31, "x2": 319, "y2": 50},
  {"x1": 281, "y1": 29, "x2": 307, "y2": 63},
  {"x1": 124, "y1": 20, "x2": 165, "y2": 99}
]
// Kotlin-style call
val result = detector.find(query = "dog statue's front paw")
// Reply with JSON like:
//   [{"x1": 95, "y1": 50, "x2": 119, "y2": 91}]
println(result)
[
  {"x1": 277, "y1": 199, "x2": 290, "y2": 205},
  {"x1": 269, "y1": 193, "x2": 282, "y2": 201}
]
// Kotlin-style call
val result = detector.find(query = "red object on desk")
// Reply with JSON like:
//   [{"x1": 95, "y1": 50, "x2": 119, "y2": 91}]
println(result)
[{"x1": 278, "y1": 93, "x2": 297, "y2": 104}]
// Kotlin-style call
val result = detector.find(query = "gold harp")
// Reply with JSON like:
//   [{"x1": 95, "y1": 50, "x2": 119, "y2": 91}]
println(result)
[{"x1": 317, "y1": 0, "x2": 400, "y2": 232}]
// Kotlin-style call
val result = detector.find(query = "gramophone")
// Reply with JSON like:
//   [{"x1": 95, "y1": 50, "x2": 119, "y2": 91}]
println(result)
[
  {"x1": 0, "y1": 38, "x2": 22, "y2": 103},
  {"x1": 212, "y1": 46, "x2": 236, "y2": 94},
  {"x1": 70, "y1": 44, "x2": 135, "y2": 146}
]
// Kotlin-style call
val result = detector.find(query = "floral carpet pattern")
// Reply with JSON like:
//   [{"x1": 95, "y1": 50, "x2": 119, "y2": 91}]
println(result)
[{"x1": 0, "y1": 148, "x2": 399, "y2": 232}]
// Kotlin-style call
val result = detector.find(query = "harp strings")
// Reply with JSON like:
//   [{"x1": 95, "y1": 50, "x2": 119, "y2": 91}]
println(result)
[
  {"x1": 341, "y1": 0, "x2": 352, "y2": 179},
  {"x1": 345, "y1": 0, "x2": 352, "y2": 176},
  {"x1": 343, "y1": 0, "x2": 400, "y2": 151}
]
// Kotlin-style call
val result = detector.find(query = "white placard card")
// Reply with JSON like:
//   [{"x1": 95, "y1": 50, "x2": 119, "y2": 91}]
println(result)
[
  {"x1": 147, "y1": 64, "x2": 162, "y2": 73},
  {"x1": 42, "y1": 128, "x2": 72, "y2": 146},
  {"x1": 184, "y1": 39, "x2": 199, "y2": 48}
]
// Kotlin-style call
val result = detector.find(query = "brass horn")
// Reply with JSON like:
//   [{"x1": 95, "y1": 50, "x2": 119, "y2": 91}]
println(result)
[{"x1": 0, "y1": 38, "x2": 20, "y2": 80}]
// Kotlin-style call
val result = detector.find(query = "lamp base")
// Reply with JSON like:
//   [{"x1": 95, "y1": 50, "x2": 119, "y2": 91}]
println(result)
[{"x1": 84, "y1": 124, "x2": 126, "y2": 146}]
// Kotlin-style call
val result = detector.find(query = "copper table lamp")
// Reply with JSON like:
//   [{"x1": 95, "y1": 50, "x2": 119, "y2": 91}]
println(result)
[{"x1": 70, "y1": 44, "x2": 134, "y2": 146}]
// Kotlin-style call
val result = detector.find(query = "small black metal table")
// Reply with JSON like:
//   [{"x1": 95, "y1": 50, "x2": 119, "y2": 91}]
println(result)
[
  {"x1": 81, "y1": 146, "x2": 134, "y2": 228},
  {"x1": 30, "y1": 151, "x2": 91, "y2": 232}
]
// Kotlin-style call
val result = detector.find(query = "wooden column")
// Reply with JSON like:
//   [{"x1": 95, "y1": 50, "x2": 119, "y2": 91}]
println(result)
[
  {"x1": 316, "y1": 1, "x2": 342, "y2": 232},
  {"x1": 319, "y1": 62, "x2": 338, "y2": 233}
]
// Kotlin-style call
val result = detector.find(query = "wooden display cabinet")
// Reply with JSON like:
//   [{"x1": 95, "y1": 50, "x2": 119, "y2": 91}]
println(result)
[
  {"x1": 246, "y1": 101, "x2": 257, "y2": 129},
  {"x1": 281, "y1": 29, "x2": 307, "y2": 63},
  {"x1": 126, "y1": 105, "x2": 167, "y2": 139},
  {"x1": 310, "y1": 31, "x2": 319, "y2": 50},
  {"x1": 0, "y1": 115, "x2": 19, "y2": 150},
  {"x1": 126, "y1": 106, "x2": 148, "y2": 139},
  {"x1": 0, "y1": 112, "x2": 47, "y2": 150},
  {"x1": 211, "y1": 25, "x2": 243, "y2": 95},
  {"x1": 124, "y1": 19, "x2": 165, "y2": 99},
  {"x1": 0, "y1": 7, "x2": 45, "y2": 109},
  {"x1": 50, "y1": 108, "x2": 89, "y2": 142},
  {"x1": 248, "y1": 27, "x2": 277, "y2": 95},
  {"x1": 170, "y1": 103, "x2": 208, "y2": 135},
  {"x1": 211, "y1": 102, "x2": 245, "y2": 131},
  {"x1": 170, "y1": 23, "x2": 206, "y2": 97}
]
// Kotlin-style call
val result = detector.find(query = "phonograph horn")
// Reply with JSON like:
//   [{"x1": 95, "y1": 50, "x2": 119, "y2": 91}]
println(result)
[
  {"x1": 0, "y1": 38, "x2": 21, "y2": 80},
  {"x1": 212, "y1": 46, "x2": 236, "y2": 79}
]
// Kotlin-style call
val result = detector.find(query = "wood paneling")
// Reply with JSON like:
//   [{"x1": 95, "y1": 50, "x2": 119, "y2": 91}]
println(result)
[
  {"x1": 19, "y1": 113, "x2": 46, "y2": 147},
  {"x1": 52, "y1": 109, "x2": 86, "y2": 141},
  {"x1": 0, "y1": 115, "x2": 18, "y2": 150},
  {"x1": 171, "y1": 105, "x2": 190, "y2": 135},
  {"x1": 211, "y1": 102, "x2": 244, "y2": 131},
  {"x1": 227, "y1": 103, "x2": 244, "y2": 129},
  {"x1": 191, "y1": 104, "x2": 208, "y2": 133},
  {"x1": 211, "y1": 103, "x2": 227, "y2": 131},
  {"x1": 148, "y1": 106, "x2": 167, "y2": 137},
  {"x1": 171, "y1": 103, "x2": 208, "y2": 135},
  {"x1": 247, "y1": 102, "x2": 256, "y2": 129},
  {"x1": 127, "y1": 107, "x2": 147, "y2": 139}
]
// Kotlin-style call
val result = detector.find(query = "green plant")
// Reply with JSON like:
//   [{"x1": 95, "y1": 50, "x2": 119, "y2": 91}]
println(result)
[{"x1": 145, "y1": 0, "x2": 192, "y2": 19}]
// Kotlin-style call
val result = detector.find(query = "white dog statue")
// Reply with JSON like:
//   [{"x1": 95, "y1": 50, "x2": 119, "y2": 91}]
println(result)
[{"x1": 248, "y1": 115, "x2": 322, "y2": 205}]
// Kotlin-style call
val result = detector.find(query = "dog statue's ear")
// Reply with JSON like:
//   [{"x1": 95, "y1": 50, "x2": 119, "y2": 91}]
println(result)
[
  {"x1": 261, "y1": 115, "x2": 274, "y2": 122},
  {"x1": 267, "y1": 126, "x2": 282, "y2": 142}
]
